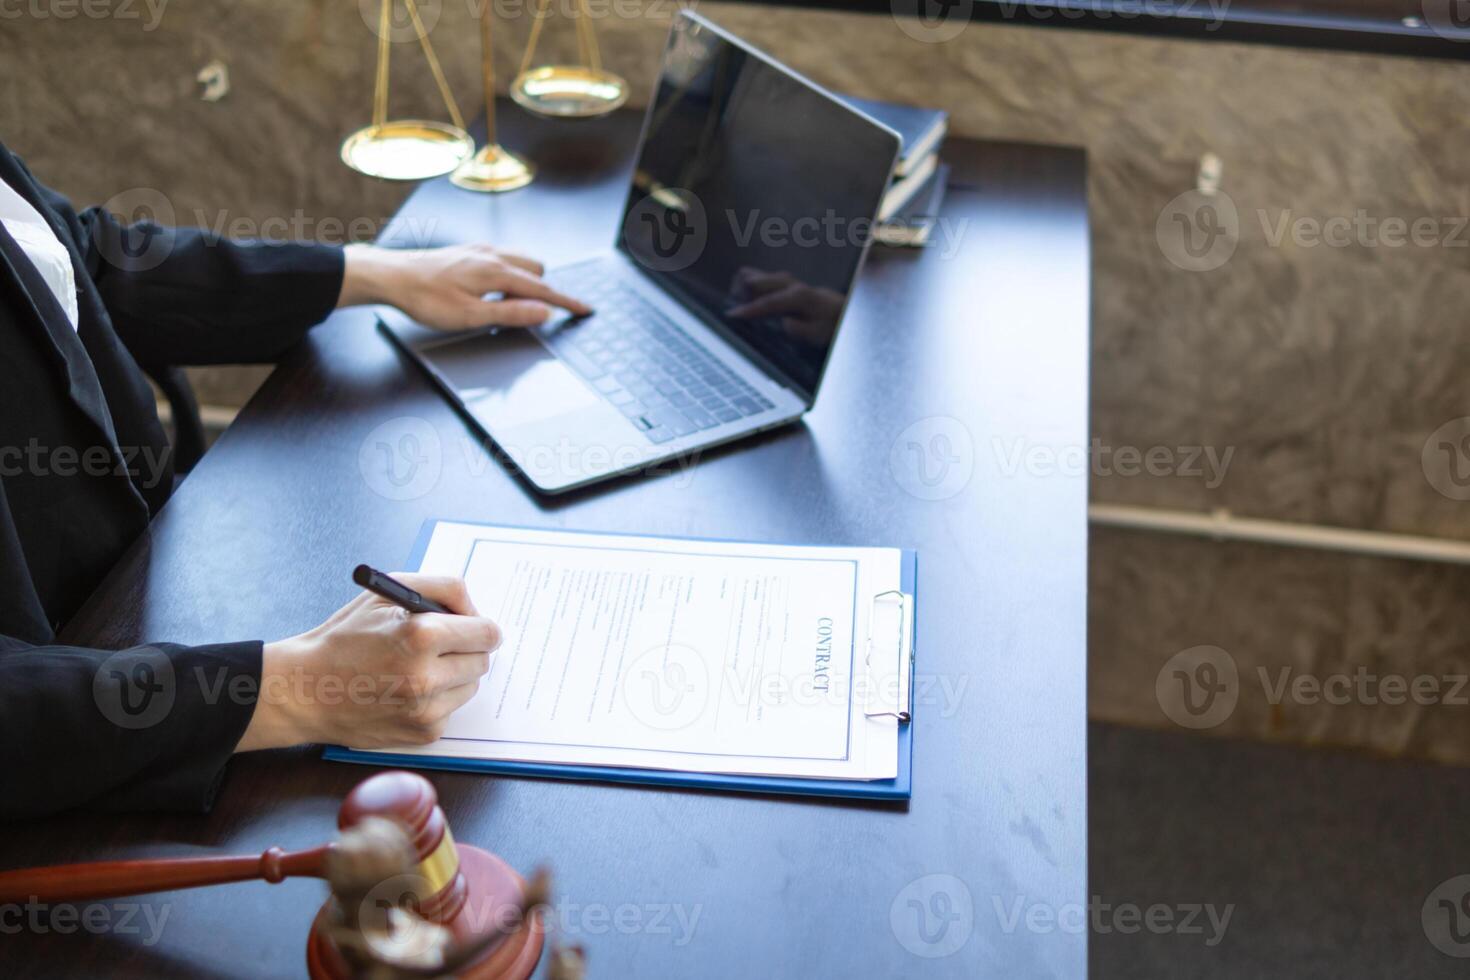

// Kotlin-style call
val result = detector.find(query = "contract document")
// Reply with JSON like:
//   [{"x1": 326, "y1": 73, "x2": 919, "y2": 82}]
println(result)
[{"x1": 355, "y1": 520, "x2": 914, "y2": 783}]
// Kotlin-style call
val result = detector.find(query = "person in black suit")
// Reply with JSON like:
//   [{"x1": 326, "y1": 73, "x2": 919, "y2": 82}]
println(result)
[{"x1": 0, "y1": 142, "x2": 591, "y2": 819}]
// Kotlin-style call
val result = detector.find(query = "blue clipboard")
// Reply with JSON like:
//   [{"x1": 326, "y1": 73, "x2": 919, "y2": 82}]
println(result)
[{"x1": 324, "y1": 520, "x2": 916, "y2": 801}]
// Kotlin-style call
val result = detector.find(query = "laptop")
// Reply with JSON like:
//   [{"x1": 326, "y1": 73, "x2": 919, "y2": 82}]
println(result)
[{"x1": 382, "y1": 12, "x2": 900, "y2": 494}]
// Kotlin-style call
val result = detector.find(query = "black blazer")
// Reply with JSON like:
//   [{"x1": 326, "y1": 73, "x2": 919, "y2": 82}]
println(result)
[{"x1": 0, "y1": 142, "x2": 344, "y2": 818}]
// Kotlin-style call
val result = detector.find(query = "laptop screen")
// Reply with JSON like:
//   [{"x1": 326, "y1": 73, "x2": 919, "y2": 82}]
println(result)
[{"x1": 616, "y1": 14, "x2": 899, "y2": 402}]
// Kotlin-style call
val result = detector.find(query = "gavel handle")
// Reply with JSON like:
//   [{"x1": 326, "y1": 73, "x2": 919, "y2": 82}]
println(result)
[{"x1": 0, "y1": 844, "x2": 332, "y2": 904}]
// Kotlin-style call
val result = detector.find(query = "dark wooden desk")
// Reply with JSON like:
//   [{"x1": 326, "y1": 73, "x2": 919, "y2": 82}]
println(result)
[{"x1": 1, "y1": 106, "x2": 1090, "y2": 978}]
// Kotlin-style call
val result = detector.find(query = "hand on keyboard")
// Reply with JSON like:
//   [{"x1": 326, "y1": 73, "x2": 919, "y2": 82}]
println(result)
[{"x1": 340, "y1": 242, "x2": 593, "y2": 331}]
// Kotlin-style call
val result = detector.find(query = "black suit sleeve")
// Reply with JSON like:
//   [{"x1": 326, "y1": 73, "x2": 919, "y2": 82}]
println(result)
[
  {"x1": 0, "y1": 634, "x2": 262, "y2": 819},
  {"x1": 28, "y1": 167, "x2": 346, "y2": 367}
]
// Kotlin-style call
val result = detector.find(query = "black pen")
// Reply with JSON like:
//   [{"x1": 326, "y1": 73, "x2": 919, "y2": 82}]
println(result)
[{"x1": 352, "y1": 564, "x2": 454, "y2": 615}]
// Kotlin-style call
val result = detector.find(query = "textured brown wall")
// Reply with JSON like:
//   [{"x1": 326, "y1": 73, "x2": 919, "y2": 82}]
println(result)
[{"x1": 4, "y1": 2, "x2": 1469, "y2": 760}]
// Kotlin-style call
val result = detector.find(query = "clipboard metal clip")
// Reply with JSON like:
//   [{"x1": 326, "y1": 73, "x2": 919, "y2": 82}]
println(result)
[{"x1": 864, "y1": 589, "x2": 913, "y2": 723}]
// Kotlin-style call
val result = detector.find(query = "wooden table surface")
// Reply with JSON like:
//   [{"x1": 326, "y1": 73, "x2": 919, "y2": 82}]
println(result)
[{"x1": 1, "y1": 105, "x2": 1091, "y2": 978}]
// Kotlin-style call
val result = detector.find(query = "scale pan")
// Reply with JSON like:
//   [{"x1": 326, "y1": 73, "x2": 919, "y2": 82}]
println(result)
[
  {"x1": 510, "y1": 66, "x2": 629, "y2": 119},
  {"x1": 340, "y1": 120, "x2": 474, "y2": 181}
]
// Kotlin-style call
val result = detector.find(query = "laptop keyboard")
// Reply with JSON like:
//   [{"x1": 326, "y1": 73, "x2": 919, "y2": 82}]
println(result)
[{"x1": 542, "y1": 275, "x2": 776, "y2": 445}]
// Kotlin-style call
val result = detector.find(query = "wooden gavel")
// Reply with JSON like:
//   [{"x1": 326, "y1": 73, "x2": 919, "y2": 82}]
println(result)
[{"x1": 0, "y1": 771, "x2": 544, "y2": 980}]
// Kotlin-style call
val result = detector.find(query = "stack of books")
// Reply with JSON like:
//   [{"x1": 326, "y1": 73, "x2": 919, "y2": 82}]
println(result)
[{"x1": 837, "y1": 94, "x2": 950, "y2": 248}]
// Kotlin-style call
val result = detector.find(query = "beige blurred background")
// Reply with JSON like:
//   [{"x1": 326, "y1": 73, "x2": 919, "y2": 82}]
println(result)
[{"x1": 2, "y1": 0, "x2": 1468, "y2": 761}]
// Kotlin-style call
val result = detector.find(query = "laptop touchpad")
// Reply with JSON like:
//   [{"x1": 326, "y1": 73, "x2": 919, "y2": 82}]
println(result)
[{"x1": 422, "y1": 330, "x2": 602, "y2": 429}]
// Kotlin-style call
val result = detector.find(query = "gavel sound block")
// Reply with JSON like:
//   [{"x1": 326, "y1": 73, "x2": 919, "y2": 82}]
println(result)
[{"x1": 0, "y1": 772, "x2": 543, "y2": 980}]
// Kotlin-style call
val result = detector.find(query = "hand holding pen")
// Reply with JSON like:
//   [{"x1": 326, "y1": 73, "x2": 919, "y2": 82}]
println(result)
[{"x1": 236, "y1": 568, "x2": 500, "y2": 753}]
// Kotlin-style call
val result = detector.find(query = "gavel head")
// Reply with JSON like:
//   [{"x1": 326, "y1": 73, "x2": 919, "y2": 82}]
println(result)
[
  {"x1": 338, "y1": 771, "x2": 467, "y2": 923},
  {"x1": 309, "y1": 771, "x2": 547, "y2": 980}
]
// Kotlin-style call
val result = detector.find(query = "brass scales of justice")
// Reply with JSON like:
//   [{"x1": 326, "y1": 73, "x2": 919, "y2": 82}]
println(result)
[{"x1": 340, "y1": 0, "x2": 630, "y2": 193}]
